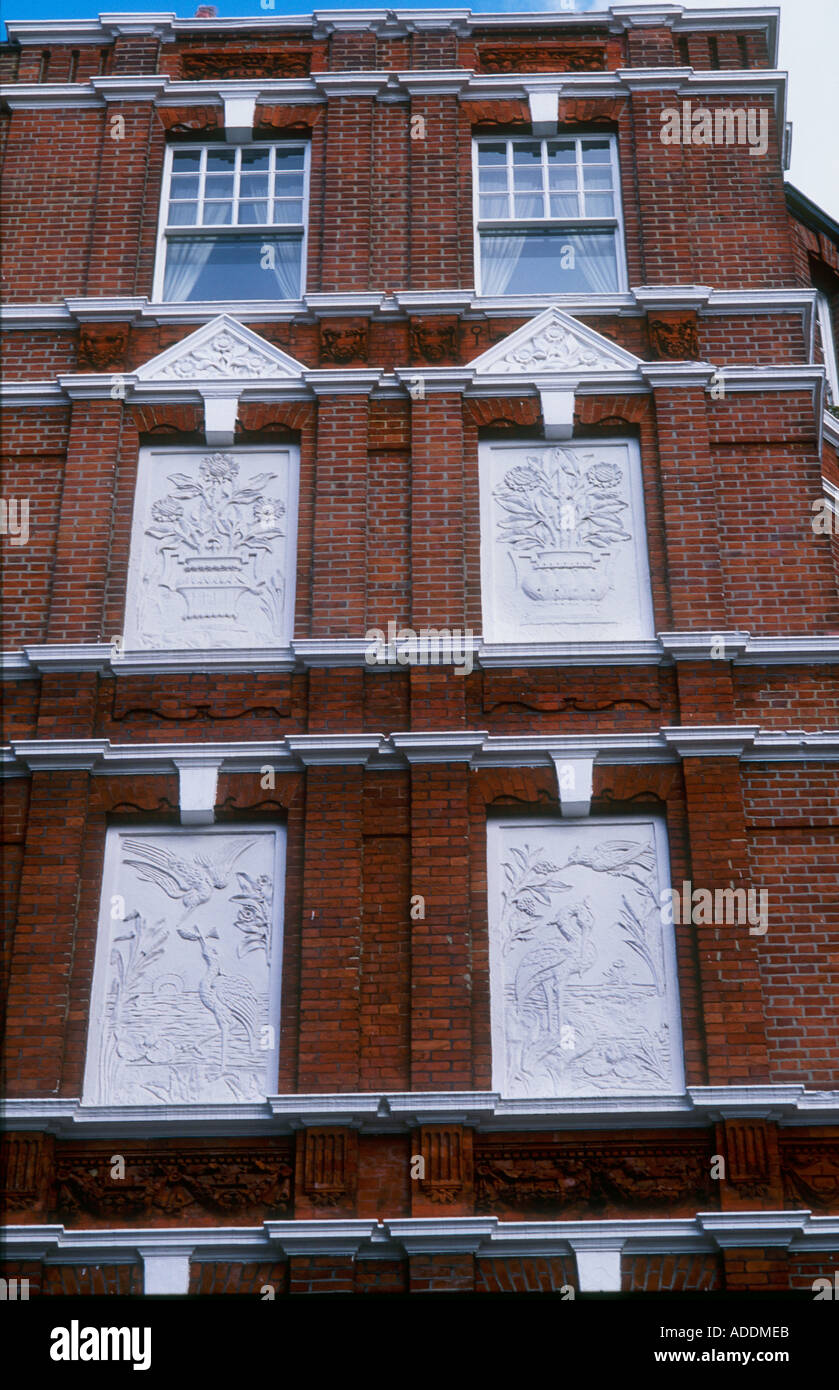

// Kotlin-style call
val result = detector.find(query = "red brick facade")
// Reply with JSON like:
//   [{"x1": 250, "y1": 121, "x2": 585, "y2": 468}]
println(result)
[{"x1": 1, "y1": 5, "x2": 838, "y2": 1299}]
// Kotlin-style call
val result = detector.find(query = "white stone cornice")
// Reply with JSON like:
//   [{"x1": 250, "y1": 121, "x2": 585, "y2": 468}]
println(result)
[
  {"x1": 4, "y1": 1085, "x2": 839, "y2": 1137},
  {"x1": 641, "y1": 362, "x2": 716, "y2": 388},
  {"x1": 8, "y1": 727, "x2": 839, "y2": 779},
  {"x1": 0, "y1": 287, "x2": 821, "y2": 335},
  {"x1": 661, "y1": 725, "x2": 759, "y2": 758},
  {"x1": 390, "y1": 732, "x2": 488, "y2": 763},
  {"x1": 284, "y1": 734, "x2": 387, "y2": 766},
  {"x1": 478, "y1": 640, "x2": 665, "y2": 668},
  {"x1": 264, "y1": 1221, "x2": 380, "y2": 1257},
  {"x1": 659, "y1": 631, "x2": 751, "y2": 661},
  {"x1": 3, "y1": 1211, "x2": 837, "y2": 1275}
]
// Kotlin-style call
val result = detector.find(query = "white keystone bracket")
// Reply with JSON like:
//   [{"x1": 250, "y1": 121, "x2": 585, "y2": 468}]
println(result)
[
  {"x1": 174, "y1": 759, "x2": 220, "y2": 826},
  {"x1": 550, "y1": 753, "x2": 595, "y2": 817},
  {"x1": 528, "y1": 90, "x2": 559, "y2": 137},
  {"x1": 573, "y1": 1245, "x2": 623, "y2": 1292},
  {"x1": 539, "y1": 386, "x2": 576, "y2": 440},
  {"x1": 223, "y1": 93, "x2": 256, "y2": 142},
  {"x1": 202, "y1": 390, "x2": 240, "y2": 447},
  {"x1": 139, "y1": 1249, "x2": 192, "y2": 1296}
]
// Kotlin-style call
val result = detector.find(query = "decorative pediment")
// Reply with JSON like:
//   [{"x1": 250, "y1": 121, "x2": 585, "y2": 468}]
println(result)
[
  {"x1": 136, "y1": 315, "x2": 308, "y2": 384},
  {"x1": 472, "y1": 306, "x2": 642, "y2": 378}
]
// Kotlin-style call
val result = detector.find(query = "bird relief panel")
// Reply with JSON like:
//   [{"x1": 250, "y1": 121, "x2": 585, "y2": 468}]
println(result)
[
  {"x1": 487, "y1": 817, "x2": 684, "y2": 1099},
  {"x1": 123, "y1": 446, "x2": 298, "y2": 651},
  {"x1": 82, "y1": 827, "x2": 284, "y2": 1106},
  {"x1": 479, "y1": 440, "x2": 654, "y2": 643}
]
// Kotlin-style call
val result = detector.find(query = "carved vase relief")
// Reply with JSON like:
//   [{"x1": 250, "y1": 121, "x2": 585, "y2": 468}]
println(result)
[
  {"x1": 479, "y1": 441, "x2": 654, "y2": 643},
  {"x1": 82, "y1": 827, "x2": 284, "y2": 1106},
  {"x1": 124, "y1": 447, "x2": 298, "y2": 650},
  {"x1": 487, "y1": 818, "x2": 684, "y2": 1099}
]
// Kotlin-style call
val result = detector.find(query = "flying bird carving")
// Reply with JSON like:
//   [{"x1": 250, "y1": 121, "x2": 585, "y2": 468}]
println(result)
[{"x1": 122, "y1": 837, "x2": 256, "y2": 926}]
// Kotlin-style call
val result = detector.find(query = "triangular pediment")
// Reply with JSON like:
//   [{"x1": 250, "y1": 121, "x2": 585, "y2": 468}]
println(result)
[
  {"x1": 135, "y1": 314, "x2": 308, "y2": 383},
  {"x1": 471, "y1": 306, "x2": 642, "y2": 377}
]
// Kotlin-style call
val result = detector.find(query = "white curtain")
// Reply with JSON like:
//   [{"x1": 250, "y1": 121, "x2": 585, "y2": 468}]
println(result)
[
  {"x1": 267, "y1": 237, "x2": 302, "y2": 300},
  {"x1": 573, "y1": 234, "x2": 617, "y2": 294},
  {"x1": 481, "y1": 234, "x2": 527, "y2": 296},
  {"x1": 163, "y1": 238, "x2": 214, "y2": 302}
]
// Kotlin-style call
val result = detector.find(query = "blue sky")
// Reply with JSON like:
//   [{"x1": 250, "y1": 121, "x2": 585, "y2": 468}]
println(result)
[{"x1": 3, "y1": 1, "x2": 836, "y2": 219}]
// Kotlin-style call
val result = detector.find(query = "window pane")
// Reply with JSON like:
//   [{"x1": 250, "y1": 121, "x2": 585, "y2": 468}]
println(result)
[
  {"x1": 549, "y1": 193, "x2": 580, "y2": 217},
  {"x1": 203, "y1": 201, "x2": 233, "y2": 225},
  {"x1": 547, "y1": 141, "x2": 575, "y2": 164},
  {"x1": 480, "y1": 195, "x2": 509, "y2": 219},
  {"x1": 513, "y1": 166, "x2": 542, "y2": 191},
  {"x1": 172, "y1": 149, "x2": 201, "y2": 172},
  {"x1": 272, "y1": 199, "x2": 304, "y2": 225},
  {"x1": 479, "y1": 168, "x2": 507, "y2": 193},
  {"x1": 581, "y1": 139, "x2": 611, "y2": 162},
  {"x1": 274, "y1": 146, "x2": 305, "y2": 170},
  {"x1": 480, "y1": 229, "x2": 619, "y2": 295},
  {"x1": 273, "y1": 172, "x2": 304, "y2": 197},
  {"x1": 163, "y1": 234, "x2": 302, "y2": 301},
  {"x1": 583, "y1": 166, "x2": 612, "y2": 190},
  {"x1": 514, "y1": 193, "x2": 544, "y2": 218},
  {"x1": 206, "y1": 148, "x2": 236, "y2": 171},
  {"x1": 238, "y1": 201, "x2": 269, "y2": 224},
  {"x1": 548, "y1": 167, "x2": 577, "y2": 191},
  {"x1": 240, "y1": 173, "x2": 269, "y2": 198},
  {"x1": 170, "y1": 174, "x2": 199, "y2": 199},
  {"x1": 584, "y1": 193, "x2": 615, "y2": 217},
  {"x1": 204, "y1": 173, "x2": 235, "y2": 198},
  {"x1": 478, "y1": 142, "x2": 506, "y2": 165},
  {"x1": 512, "y1": 142, "x2": 541, "y2": 164},
  {"x1": 168, "y1": 202, "x2": 198, "y2": 226},
  {"x1": 240, "y1": 148, "x2": 270, "y2": 171}
]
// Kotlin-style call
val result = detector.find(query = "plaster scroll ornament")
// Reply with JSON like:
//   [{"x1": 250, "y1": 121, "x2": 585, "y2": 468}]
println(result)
[
  {"x1": 124, "y1": 448, "x2": 296, "y2": 651},
  {"x1": 82, "y1": 828, "x2": 282, "y2": 1106},
  {"x1": 481, "y1": 441, "x2": 654, "y2": 642},
  {"x1": 488, "y1": 819, "x2": 684, "y2": 1100}
]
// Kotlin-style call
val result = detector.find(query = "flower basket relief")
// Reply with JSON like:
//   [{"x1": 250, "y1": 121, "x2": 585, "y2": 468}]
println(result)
[
  {"x1": 493, "y1": 448, "x2": 632, "y2": 603},
  {"x1": 145, "y1": 453, "x2": 286, "y2": 625}
]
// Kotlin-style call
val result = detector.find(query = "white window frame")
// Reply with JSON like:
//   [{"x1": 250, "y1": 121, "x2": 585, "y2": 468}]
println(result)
[
  {"x1": 815, "y1": 290, "x2": 839, "y2": 405},
  {"x1": 152, "y1": 140, "x2": 311, "y2": 303},
  {"x1": 472, "y1": 132, "x2": 628, "y2": 297}
]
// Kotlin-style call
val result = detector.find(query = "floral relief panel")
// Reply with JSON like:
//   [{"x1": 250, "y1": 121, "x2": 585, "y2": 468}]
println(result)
[
  {"x1": 479, "y1": 439, "x2": 654, "y2": 643},
  {"x1": 123, "y1": 447, "x2": 298, "y2": 650},
  {"x1": 82, "y1": 826, "x2": 285, "y2": 1106},
  {"x1": 487, "y1": 817, "x2": 685, "y2": 1099}
]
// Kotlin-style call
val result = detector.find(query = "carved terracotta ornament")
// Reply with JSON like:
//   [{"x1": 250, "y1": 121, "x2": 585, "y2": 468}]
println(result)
[
  {"x1": 54, "y1": 1144, "x2": 294, "y2": 1221},
  {"x1": 319, "y1": 321, "x2": 368, "y2": 364},
  {"x1": 648, "y1": 314, "x2": 701, "y2": 361},
  {"x1": 475, "y1": 1140, "x2": 713, "y2": 1214},
  {"x1": 478, "y1": 45, "x2": 606, "y2": 73},
  {"x1": 410, "y1": 318, "x2": 460, "y2": 364},
  {"x1": 78, "y1": 324, "x2": 130, "y2": 371},
  {"x1": 180, "y1": 50, "x2": 312, "y2": 80}
]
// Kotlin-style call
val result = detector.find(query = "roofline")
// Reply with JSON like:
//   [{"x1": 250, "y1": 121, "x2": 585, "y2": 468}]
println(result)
[
  {"x1": 2, "y1": 7, "x2": 780, "y2": 65},
  {"x1": 785, "y1": 183, "x2": 839, "y2": 249}
]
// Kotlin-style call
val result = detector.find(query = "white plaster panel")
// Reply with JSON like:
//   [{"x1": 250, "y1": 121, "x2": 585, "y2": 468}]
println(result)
[
  {"x1": 479, "y1": 439, "x2": 655, "y2": 644},
  {"x1": 487, "y1": 816, "x2": 685, "y2": 1100},
  {"x1": 123, "y1": 446, "x2": 298, "y2": 651},
  {"x1": 82, "y1": 825, "x2": 285, "y2": 1105}
]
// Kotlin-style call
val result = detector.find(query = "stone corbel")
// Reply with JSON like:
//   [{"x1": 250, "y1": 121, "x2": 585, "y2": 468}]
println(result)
[
  {"x1": 222, "y1": 92, "x2": 256, "y2": 142},
  {"x1": 550, "y1": 753, "x2": 595, "y2": 818},
  {"x1": 202, "y1": 389, "x2": 240, "y2": 447},
  {"x1": 528, "y1": 90, "x2": 559, "y2": 137},
  {"x1": 174, "y1": 758, "x2": 220, "y2": 826},
  {"x1": 539, "y1": 386, "x2": 576, "y2": 440}
]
